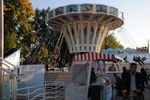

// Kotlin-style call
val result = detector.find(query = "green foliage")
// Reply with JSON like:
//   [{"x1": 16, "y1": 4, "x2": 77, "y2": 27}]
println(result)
[
  {"x1": 26, "y1": 8, "x2": 71, "y2": 66},
  {"x1": 5, "y1": 32, "x2": 16, "y2": 48},
  {"x1": 24, "y1": 8, "x2": 57, "y2": 64},
  {"x1": 39, "y1": 47, "x2": 49, "y2": 58},
  {"x1": 4, "y1": 0, "x2": 35, "y2": 53},
  {"x1": 4, "y1": 1, "x2": 71, "y2": 66},
  {"x1": 38, "y1": 43, "x2": 49, "y2": 64},
  {"x1": 102, "y1": 33, "x2": 124, "y2": 49}
]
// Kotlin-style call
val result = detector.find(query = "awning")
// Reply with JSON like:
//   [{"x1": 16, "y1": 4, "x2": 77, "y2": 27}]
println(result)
[{"x1": 73, "y1": 52, "x2": 123, "y2": 62}]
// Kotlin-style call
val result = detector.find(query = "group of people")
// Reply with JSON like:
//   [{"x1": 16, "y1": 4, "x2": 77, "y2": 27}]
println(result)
[
  {"x1": 114, "y1": 63, "x2": 149, "y2": 99},
  {"x1": 89, "y1": 62, "x2": 149, "y2": 100}
]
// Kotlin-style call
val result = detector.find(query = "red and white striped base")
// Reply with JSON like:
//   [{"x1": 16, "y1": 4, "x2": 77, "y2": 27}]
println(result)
[{"x1": 73, "y1": 52, "x2": 123, "y2": 62}]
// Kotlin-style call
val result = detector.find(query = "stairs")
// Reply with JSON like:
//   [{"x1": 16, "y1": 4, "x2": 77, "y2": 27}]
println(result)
[{"x1": 45, "y1": 72, "x2": 72, "y2": 85}]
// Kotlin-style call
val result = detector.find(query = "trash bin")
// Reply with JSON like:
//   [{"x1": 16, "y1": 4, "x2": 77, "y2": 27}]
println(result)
[
  {"x1": 88, "y1": 75, "x2": 112, "y2": 100},
  {"x1": 88, "y1": 85, "x2": 104, "y2": 100}
]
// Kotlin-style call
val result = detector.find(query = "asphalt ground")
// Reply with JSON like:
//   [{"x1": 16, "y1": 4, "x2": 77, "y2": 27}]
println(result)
[
  {"x1": 143, "y1": 89, "x2": 150, "y2": 100},
  {"x1": 114, "y1": 85, "x2": 150, "y2": 100}
]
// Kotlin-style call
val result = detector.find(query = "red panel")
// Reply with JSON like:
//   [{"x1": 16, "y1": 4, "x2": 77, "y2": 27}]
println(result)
[
  {"x1": 112, "y1": 54, "x2": 115, "y2": 60},
  {"x1": 84, "y1": 54, "x2": 86, "y2": 61},
  {"x1": 72, "y1": 53, "x2": 121, "y2": 62},
  {"x1": 96, "y1": 53, "x2": 98, "y2": 60},
  {"x1": 81, "y1": 54, "x2": 83, "y2": 61},
  {"x1": 103, "y1": 53, "x2": 106, "y2": 60},
  {"x1": 92, "y1": 52, "x2": 94, "y2": 60},
  {"x1": 99, "y1": 53, "x2": 102, "y2": 59},
  {"x1": 88, "y1": 53, "x2": 91, "y2": 60},
  {"x1": 108, "y1": 54, "x2": 110, "y2": 60},
  {"x1": 77, "y1": 55, "x2": 79, "y2": 61},
  {"x1": 73, "y1": 56, "x2": 75, "y2": 61}
]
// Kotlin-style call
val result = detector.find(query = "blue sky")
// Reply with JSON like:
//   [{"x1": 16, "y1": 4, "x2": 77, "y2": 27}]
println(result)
[{"x1": 29, "y1": 0, "x2": 150, "y2": 48}]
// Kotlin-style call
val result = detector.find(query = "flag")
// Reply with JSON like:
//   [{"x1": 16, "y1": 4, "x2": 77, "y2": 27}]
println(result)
[{"x1": 4, "y1": 48, "x2": 21, "y2": 75}]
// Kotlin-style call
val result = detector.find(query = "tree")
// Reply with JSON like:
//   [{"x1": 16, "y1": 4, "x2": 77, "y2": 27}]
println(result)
[
  {"x1": 4, "y1": 0, "x2": 35, "y2": 53},
  {"x1": 37, "y1": 43, "x2": 49, "y2": 64},
  {"x1": 25, "y1": 8, "x2": 52, "y2": 64},
  {"x1": 101, "y1": 33, "x2": 124, "y2": 49},
  {"x1": 27, "y1": 8, "x2": 72, "y2": 66},
  {"x1": 23, "y1": 8, "x2": 58, "y2": 64},
  {"x1": 4, "y1": 1, "x2": 71, "y2": 66}
]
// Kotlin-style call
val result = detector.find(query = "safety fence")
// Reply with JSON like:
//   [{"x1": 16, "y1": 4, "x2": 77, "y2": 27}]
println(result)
[
  {"x1": 0, "y1": 57, "x2": 17, "y2": 100},
  {"x1": 17, "y1": 81, "x2": 65, "y2": 100}
]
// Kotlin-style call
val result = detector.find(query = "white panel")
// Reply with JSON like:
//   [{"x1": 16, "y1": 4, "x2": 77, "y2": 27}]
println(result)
[
  {"x1": 98, "y1": 27, "x2": 108, "y2": 51},
  {"x1": 81, "y1": 23, "x2": 84, "y2": 52},
  {"x1": 96, "y1": 25, "x2": 104, "y2": 50},
  {"x1": 86, "y1": 23, "x2": 90, "y2": 52},
  {"x1": 64, "y1": 6, "x2": 66, "y2": 14},
  {"x1": 77, "y1": 23, "x2": 81, "y2": 44},
  {"x1": 93, "y1": 4, "x2": 96, "y2": 12},
  {"x1": 63, "y1": 22, "x2": 115, "y2": 53},
  {"x1": 92, "y1": 23, "x2": 98, "y2": 44},
  {"x1": 86, "y1": 23, "x2": 90, "y2": 44},
  {"x1": 67, "y1": 24, "x2": 74, "y2": 45},
  {"x1": 73, "y1": 23, "x2": 79, "y2": 52},
  {"x1": 67, "y1": 24, "x2": 76, "y2": 52}
]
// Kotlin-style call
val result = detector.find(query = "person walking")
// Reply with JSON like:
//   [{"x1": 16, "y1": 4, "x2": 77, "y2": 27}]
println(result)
[
  {"x1": 121, "y1": 66, "x2": 128, "y2": 79},
  {"x1": 45, "y1": 64, "x2": 49, "y2": 71},
  {"x1": 140, "y1": 68, "x2": 148, "y2": 85},
  {"x1": 108, "y1": 63, "x2": 117, "y2": 72},
  {"x1": 121, "y1": 63, "x2": 144, "y2": 96}
]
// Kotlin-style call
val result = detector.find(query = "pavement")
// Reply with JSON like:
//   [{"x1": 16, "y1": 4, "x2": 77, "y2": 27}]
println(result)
[
  {"x1": 65, "y1": 83, "x2": 88, "y2": 100},
  {"x1": 114, "y1": 85, "x2": 150, "y2": 100},
  {"x1": 143, "y1": 89, "x2": 150, "y2": 100}
]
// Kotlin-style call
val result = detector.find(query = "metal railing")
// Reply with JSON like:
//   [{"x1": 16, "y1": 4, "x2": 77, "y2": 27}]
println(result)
[
  {"x1": 0, "y1": 58, "x2": 17, "y2": 100},
  {"x1": 0, "y1": 57, "x2": 65, "y2": 100},
  {"x1": 45, "y1": 81, "x2": 65, "y2": 100},
  {"x1": 0, "y1": 57, "x2": 16, "y2": 70},
  {"x1": 17, "y1": 85, "x2": 45, "y2": 100},
  {"x1": 17, "y1": 81, "x2": 65, "y2": 100}
]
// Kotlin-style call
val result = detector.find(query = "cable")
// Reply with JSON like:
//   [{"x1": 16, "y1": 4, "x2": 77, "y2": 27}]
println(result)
[{"x1": 114, "y1": 26, "x2": 138, "y2": 48}]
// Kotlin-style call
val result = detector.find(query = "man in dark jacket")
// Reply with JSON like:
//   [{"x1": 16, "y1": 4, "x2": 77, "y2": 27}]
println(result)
[{"x1": 122, "y1": 63, "x2": 144, "y2": 94}]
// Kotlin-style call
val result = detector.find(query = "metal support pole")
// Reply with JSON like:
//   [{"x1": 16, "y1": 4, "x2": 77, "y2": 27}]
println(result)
[
  {"x1": 0, "y1": 70, "x2": 4, "y2": 100},
  {"x1": 27, "y1": 88, "x2": 29, "y2": 100},
  {"x1": 0, "y1": 0, "x2": 4, "y2": 99},
  {"x1": 7, "y1": 75, "x2": 10, "y2": 100},
  {"x1": 12, "y1": 76, "x2": 17, "y2": 100},
  {"x1": 0, "y1": 0, "x2": 3, "y2": 58},
  {"x1": 43, "y1": 84, "x2": 46, "y2": 100},
  {"x1": 55, "y1": 82, "x2": 56, "y2": 100}
]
